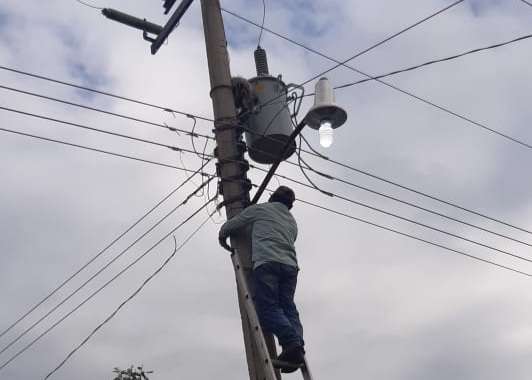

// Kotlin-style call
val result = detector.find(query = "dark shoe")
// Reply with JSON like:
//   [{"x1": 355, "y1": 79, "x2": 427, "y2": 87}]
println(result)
[
  {"x1": 272, "y1": 359, "x2": 301, "y2": 374},
  {"x1": 277, "y1": 344, "x2": 304, "y2": 365},
  {"x1": 281, "y1": 363, "x2": 301, "y2": 374}
]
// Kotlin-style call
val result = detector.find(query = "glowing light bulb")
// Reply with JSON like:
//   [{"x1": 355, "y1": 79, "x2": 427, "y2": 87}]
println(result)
[{"x1": 319, "y1": 119, "x2": 333, "y2": 148}]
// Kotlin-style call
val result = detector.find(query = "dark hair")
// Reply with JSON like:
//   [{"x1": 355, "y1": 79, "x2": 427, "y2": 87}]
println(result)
[{"x1": 269, "y1": 186, "x2": 295, "y2": 209}]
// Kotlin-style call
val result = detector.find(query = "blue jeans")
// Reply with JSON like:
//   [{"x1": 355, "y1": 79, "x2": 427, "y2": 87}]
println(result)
[{"x1": 252, "y1": 262, "x2": 304, "y2": 349}]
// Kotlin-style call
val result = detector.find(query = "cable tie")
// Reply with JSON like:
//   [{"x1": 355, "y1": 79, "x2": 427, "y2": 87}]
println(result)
[
  {"x1": 315, "y1": 170, "x2": 333, "y2": 180},
  {"x1": 215, "y1": 160, "x2": 249, "y2": 177},
  {"x1": 216, "y1": 156, "x2": 247, "y2": 166},
  {"x1": 220, "y1": 174, "x2": 249, "y2": 185},
  {"x1": 213, "y1": 124, "x2": 244, "y2": 134},
  {"x1": 163, "y1": 108, "x2": 176, "y2": 116},
  {"x1": 164, "y1": 123, "x2": 181, "y2": 136},
  {"x1": 209, "y1": 84, "x2": 232, "y2": 97},
  {"x1": 184, "y1": 114, "x2": 200, "y2": 138}
]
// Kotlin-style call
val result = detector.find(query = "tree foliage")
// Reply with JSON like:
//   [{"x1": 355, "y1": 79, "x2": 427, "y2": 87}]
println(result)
[{"x1": 112, "y1": 365, "x2": 153, "y2": 380}]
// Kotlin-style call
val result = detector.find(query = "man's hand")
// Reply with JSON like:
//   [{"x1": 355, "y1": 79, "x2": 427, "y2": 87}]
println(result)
[{"x1": 218, "y1": 230, "x2": 232, "y2": 252}]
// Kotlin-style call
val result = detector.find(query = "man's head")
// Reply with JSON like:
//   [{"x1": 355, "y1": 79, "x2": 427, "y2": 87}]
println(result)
[{"x1": 268, "y1": 186, "x2": 296, "y2": 209}]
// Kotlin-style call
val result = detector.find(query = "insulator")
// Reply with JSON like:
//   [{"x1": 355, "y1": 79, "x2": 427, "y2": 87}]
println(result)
[{"x1": 254, "y1": 46, "x2": 269, "y2": 76}]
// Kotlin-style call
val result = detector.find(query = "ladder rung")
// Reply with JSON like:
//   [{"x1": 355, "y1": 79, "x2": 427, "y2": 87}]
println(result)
[{"x1": 271, "y1": 359, "x2": 303, "y2": 370}]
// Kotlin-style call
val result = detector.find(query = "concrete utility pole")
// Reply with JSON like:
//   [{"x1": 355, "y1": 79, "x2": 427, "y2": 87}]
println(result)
[{"x1": 199, "y1": 1, "x2": 278, "y2": 380}]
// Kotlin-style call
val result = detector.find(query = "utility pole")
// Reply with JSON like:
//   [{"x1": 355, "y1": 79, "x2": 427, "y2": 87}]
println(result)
[{"x1": 199, "y1": 1, "x2": 279, "y2": 379}]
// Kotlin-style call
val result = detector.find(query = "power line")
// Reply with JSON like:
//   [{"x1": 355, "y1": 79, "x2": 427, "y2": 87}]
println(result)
[
  {"x1": 335, "y1": 34, "x2": 532, "y2": 90},
  {"x1": 294, "y1": 140, "x2": 328, "y2": 198},
  {"x1": 318, "y1": 179, "x2": 532, "y2": 264},
  {"x1": 300, "y1": 0, "x2": 466, "y2": 85},
  {"x1": 0, "y1": 83, "x2": 262, "y2": 162},
  {"x1": 330, "y1": 34, "x2": 532, "y2": 150},
  {"x1": 0, "y1": 126, "x2": 213, "y2": 173},
  {"x1": 74, "y1": 0, "x2": 102, "y2": 10},
  {"x1": 296, "y1": 157, "x2": 532, "y2": 248},
  {"x1": 0, "y1": 83, "x2": 307, "y2": 162},
  {"x1": 43, "y1": 211, "x2": 214, "y2": 380},
  {"x1": 0, "y1": 65, "x2": 216, "y2": 124},
  {"x1": 257, "y1": 0, "x2": 266, "y2": 46},
  {"x1": 237, "y1": 142, "x2": 532, "y2": 242},
  {"x1": 0, "y1": 176, "x2": 215, "y2": 360},
  {"x1": 0, "y1": 158, "x2": 212, "y2": 341},
  {"x1": 288, "y1": 167, "x2": 532, "y2": 264},
  {"x1": 0, "y1": 181, "x2": 216, "y2": 371},
  {"x1": 12, "y1": 67, "x2": 526, "y2": 211},
  {"x1": 255, "y1": 144, "x2": 532, "y2": 240},
  {"x1": 299, "y1": 0, "x2": 467, "y2": 87},
  {"x1": 248, "y1": 157, "x2": 532, "y2": 265},
  {"x1": 253, "y1": 179, "x2": 532, "y2": 277},
  {"x1": 242, "y1": 153, "x2": 532, "y2": 270},
  {"x1": 297, "y1": 197, "x2": 532, "y2": 278},
  {"x1": 519, "y1": 0, "x2": 532, "y2": 6},
  {"x1": 223, "y1": 8, "x2": 532, "y2": 152},
  {"x1": 0, "y1": 105, "x2": 213, "y2": 157},
  {"x1": 305, "y1": 151, "x2": 532, "y2": 235},
  {"x1": 0, "y1": 84, "x2": 215, "y2": 140},
  {"x1": 354, "y1": 73, "x2": 532, "y2": 150}
]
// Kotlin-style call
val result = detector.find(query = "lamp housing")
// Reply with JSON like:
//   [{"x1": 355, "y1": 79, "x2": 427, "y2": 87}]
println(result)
[{"x1": 304, "y1": 77, "x2": 347, "y2": 130}]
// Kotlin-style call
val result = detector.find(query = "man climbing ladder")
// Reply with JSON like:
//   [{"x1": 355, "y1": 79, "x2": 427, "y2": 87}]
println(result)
[{"x1": 219, "y1": 186, "x2": 305, "y2": 372}]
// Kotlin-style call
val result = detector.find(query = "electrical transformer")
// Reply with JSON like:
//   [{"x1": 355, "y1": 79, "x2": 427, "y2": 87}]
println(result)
[{"x1": 244, "y1": 48, "x2": 296, "y2": 164}]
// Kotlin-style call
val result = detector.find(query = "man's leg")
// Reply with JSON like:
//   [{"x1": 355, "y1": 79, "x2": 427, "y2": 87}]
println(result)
[
  {"x1": 275, "y1": 263, "x2": 305, "y2": 372},
  {"x1": 278, "y1": 264, "x2": 304, "y2": 349},
  {"x1": 252, "y1": 262, "x2": 302, "y2": 350},
  {"x1": 279, "y1": 264, "x2": 304, "y2": 346}
]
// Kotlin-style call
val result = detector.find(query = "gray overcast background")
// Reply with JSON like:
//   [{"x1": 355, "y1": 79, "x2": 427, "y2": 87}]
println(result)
[{"x1": 1, "y1": 0, "x2": 532, "y2": 379}]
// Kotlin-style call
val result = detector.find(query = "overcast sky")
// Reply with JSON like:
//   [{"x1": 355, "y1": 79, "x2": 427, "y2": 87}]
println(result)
[{"x1": 1, "y1": 0, "x2": 532, "y2": 379}]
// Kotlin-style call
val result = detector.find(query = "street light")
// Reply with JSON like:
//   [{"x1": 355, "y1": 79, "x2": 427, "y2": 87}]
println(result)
[{"x1": 303, "y1": 77, "x2": 347, "y2": 148}]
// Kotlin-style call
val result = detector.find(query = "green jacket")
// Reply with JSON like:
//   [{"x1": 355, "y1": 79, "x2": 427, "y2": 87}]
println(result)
[{"x1": 219, "y1": 202, "x2": 298, "y2": 269}]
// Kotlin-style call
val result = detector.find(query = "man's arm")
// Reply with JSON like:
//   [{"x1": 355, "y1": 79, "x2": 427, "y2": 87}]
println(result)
[{"x1": 219, "y1": 206, "x2": 256, "y2": 240}]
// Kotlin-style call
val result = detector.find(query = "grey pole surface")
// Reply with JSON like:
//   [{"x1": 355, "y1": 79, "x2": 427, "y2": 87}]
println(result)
[{"x1": 199, "y1": 1, "x2": 278, "y2": 379}]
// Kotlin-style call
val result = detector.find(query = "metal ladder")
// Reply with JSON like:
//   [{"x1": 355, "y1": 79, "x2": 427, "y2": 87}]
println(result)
[{"x1": 230, "y1": 249, "x2": 313, "y2": 380}]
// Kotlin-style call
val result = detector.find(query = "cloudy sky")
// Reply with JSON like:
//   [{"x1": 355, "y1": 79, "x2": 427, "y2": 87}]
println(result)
[{"x1": 1, "y1": 0, "x2": 532, "y2": 379}]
